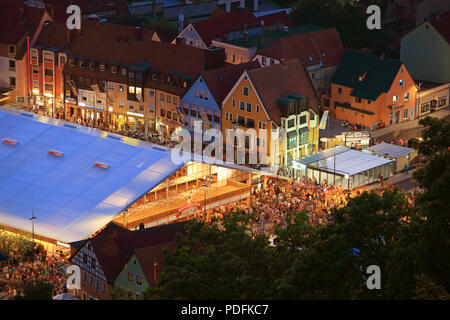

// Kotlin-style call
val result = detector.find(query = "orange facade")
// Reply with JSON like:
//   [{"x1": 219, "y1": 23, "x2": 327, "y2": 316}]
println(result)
[
  {"x1": 325, "y1": 64, "x2": 417, "y2": 128},
  {"x1": 221, "y1": 73, "x2": 274, "y2": 161}
]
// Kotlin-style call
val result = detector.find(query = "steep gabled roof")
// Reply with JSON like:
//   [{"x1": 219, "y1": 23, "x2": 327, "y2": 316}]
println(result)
[
  {"x1": 35, "y1": 20, "x2": 223, "y2": 96},
  {"x1": 428, "y1": 10, "x2": 450, "y2": 44},
  {"x1": 201, "y1": 60, "x2": 261, "y2": 105},
  {"x1": 257, "y1": 27, "x2": 344, "y2": 68},
  {"x1": 0, "y1": 0, "x2": 48, "y2": 58},
  {"x1": 257, "y1": 11, "x2": 293, "y2": 28},
  {"x1": 191, "y1": 8, "x2": 260, "y2": 46},
  {"x1": 331, "y1": 50, "x2": 403, "y2": 101},
  {"x1": 247, "y1": 59, "x2": 319, "y2": 125},
  {"x1": 79, "y1": 221, "x2": 188, "y2": 282},
  {"x1": 134, "y1": 241, "x2": 179, "y2": 284}
]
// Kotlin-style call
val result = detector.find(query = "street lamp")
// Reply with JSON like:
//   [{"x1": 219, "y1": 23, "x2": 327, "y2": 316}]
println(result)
[{"x1": 30, "y1": 209, "x2": 36, "y2": 245}]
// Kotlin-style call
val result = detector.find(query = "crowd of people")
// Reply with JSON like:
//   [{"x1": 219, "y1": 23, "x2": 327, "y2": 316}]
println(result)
[
  {"x1": 54, "y1": 111, "x2": 179, "y2": 148},
  {"x1": 202, "y1": 176, "x2": 370, "y2": 239},
  {"x1": 0, "y1": 245, "x2": 68, "y2": 299}
]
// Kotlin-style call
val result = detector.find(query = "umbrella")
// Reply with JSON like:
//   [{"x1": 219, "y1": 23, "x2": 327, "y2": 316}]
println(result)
[{"x1": 52, "y1": 293, "x2": 79, "y2": 300}]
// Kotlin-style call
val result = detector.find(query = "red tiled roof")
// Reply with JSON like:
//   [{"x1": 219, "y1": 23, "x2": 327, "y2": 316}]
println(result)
[
  {"x1": 201, "y1": 60, "x2": 261, "y2": 105},
  {"x1": 42, "y1": 0, "x2": 130, "y2": 23},
  {"x1": 428, "y1": 10, "x2": 450, "y2": 44},
  {"x1": 35, "y1": 20, "x2": 223, "y2": 95},
  {"x1": 258, "y1": 11, "x2": 293, "y2": 28},
  {"x1": 257, "y1": 28, "x2": 344, "y2": 69},
  {"x1": 191, "y1": 8, "x2": 261, "y2": 46},
  {"x1": 247, "y1": 59, "x2": 318, "y2": 125},
  {"x1": 134, "y1": 241, "x2": 179, "y2": 285},
  {"x1": 0, "y1": 0, "x2": 47, "y2": 48},
  {"x1": 71, "y1": 221, "x2": 188, "y2": 282}
]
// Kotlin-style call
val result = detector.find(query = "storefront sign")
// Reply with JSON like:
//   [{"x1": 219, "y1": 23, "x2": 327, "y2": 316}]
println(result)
[
  {"x1": 126, "y1": 111, "x2": 144, "y2": 117},
  {"x1": 78, "y1": 102, "x2": 104, "y2": 110},
  {"x1": 177, "y1": 202, "x2": 202, "y2": 219}
]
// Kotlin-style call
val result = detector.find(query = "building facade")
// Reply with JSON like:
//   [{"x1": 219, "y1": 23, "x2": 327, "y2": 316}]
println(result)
[
  {"x1": 324, "y1": 50, "x2": 417, "y2": 128},
  {"x1": 401, "y1": 10, "x2": 450, "y2": 84}
]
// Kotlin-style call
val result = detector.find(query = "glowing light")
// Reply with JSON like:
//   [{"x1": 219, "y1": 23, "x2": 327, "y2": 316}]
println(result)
[{"x1": 2, "y1": 138, "x2": 18, "y2": 145}]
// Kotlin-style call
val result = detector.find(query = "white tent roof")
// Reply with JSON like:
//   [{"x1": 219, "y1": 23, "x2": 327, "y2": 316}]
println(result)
[
  {"x1": 0, "y1": 108, "x2": 276, "y2": 243},
  {"x1": 0, "y1": 108, "x2": 187, "y2": 243},
  {"x1": 297, "y1": 146, "x2": 393, "y2": 177},
  {"x1": 365, "y1": 142, "x2": 414, "y2": 158}
]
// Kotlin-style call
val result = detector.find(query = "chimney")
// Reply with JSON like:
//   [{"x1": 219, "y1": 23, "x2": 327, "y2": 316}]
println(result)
[
  {"x1": 66, "y1": 29, "x2": 71, "y2": 46},
  {"x1": 134, "y1": 27, "x2": 142, "y2": 43}
]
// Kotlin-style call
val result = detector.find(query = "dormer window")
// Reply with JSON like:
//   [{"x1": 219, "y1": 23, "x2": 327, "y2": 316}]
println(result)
[
  {"x1": 121, "y1": 68, "x2": 127, "y2": 76},
  {"x1": 79, "y1": 60, "x2": 86, "y2": 68},
  {"x1": 69, "y1": 59, "x2": 75, "y2": 67},
  {"x1": 152, "y1": 73, "x2": 157, "y2": 81},
  {"x1": 399, "y1": 79, "x2": 404, "y2": 87},
  {"x1": 59, "y1": 54, "x2": 67, "y2": 67},
  {"x1": 90, "y1": 62, "x2": 96, "y2": 70},
  {"x1": 129, "y1": 72, "x2": 135, "y2": 79},
  {"x1": 100, "y1": 64, "x2": 105, "y2": 72},
  {"x1": 8, "y1": 45, "x2": 16, "y2": 56},
  {"x1": 182, "y1": 81, "x2": 187, "y2": 88},
  {"x1": 111, "y1": 66, "x2": 117, "y2": 73}
]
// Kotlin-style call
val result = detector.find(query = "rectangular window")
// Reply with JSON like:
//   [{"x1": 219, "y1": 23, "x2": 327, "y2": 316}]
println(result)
[
  {"x1": 129, "y1": 86, "x2": 135, "y2": 94},
  {"x1": 243, "y1": 87, "x2": 249, "y2": 96},
  {"x1": 393, "y1": 95, "x2": 399, "y2": 104},
  {"x1": 44, "y1": 69, "x2": 53, "y2": 77},
  {"x1": 337, "y1": 87, "x2": 342, "y2": 94},
  {"x1": 161, "y1": 108, "x2": 166, "y2": 117},
  {"x1": 399, "y1": 79, "x2": 404, "y2": 87},
  {"x1": 225, "y1": 112, "x2": 229, "y2": 121},
  {"x1": 173, "y1": 97, "x2": 178, "y2": 105},
  {"x1": 127, "y1": 272, "x2": 133, "y2": 282},
  {"x1": 69, "y1": 59, "x2": 75, "y2": 67},
  {"x1": 89, "y1": 275, "x2": 93, "y2": 287},
  {"x1": 122, "y1": 68, "x2": 127, "y2": 76},
  {"x1": 149, "y1": 89, "x2": 155, "y2": 97},
  {"x1": 232, "y1": 99, "x2": 236, "y2": 107},
  {"x1": 9, "y1": 77, "x2": 16, "y2": 87},
  {"x1": 160, "y1": 93, "x2": 165, "y2": 101},
  {"x1": 256, "y1": 105, "x2": 260, "y2": 113},
  {"x1": 403, "y1": 108, "x2": 409, "y2": 119},
  {"x1": 118, "y1": 84, "x2": 124, "y2": 92},
  {"x1": 246, "y1": 103, "x2": 252, "y2": 112},
  {"x1": 8, "y1": 45, "x2": 16, "y2": 55},
  {"x1": 111, "y1": 66, "x2": 117, "y2": 73},
  {"x1": 83, "y1": 271, "x2": 87, "y2": 283},
  {"x1": 99, "y1": 64, "x2": 105, "y2": 72},
  {"x1": 118, "y1": 98, "x2": 125, "y2": 108},
  {"x1": 136, "y1": 275, "x2": 142, "y2": 285},
  {"x1": 261, "y1": 56, "x2": 266, "y2": 66},
  {"x1": 167, "y1": 95, "x2": 172, "y2": 103},
  {"x1": 240, "y1": 101, "x2": 245, "y2": 111},
  {"x1": 229, "y1": 113, "x2": 233, "y2": 122},
  {"x1": 404, "y1": 92, "x2": 410, "y2": 101},
  {"x1": 9, "y1": 60, "x2": 15, "y2": 70},
  {"x1": 44, "y1": 83, "x2": 53, "y2": 91},
  {"x1": 288, "y1": 118, "x2": 295, "y2": 128},
  {"x1": 102, "y1": 282, "x2": 106, "y2": 294}
]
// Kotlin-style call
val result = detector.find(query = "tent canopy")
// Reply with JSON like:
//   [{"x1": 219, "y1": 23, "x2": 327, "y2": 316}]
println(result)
[{"x1": 296, "y1": 146, "x2": 393, "y2": 177}]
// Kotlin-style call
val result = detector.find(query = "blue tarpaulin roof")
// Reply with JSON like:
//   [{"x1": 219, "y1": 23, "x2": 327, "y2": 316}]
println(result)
[{"x1": 0, "y1": 108, "x2": 186, "y2": 243}]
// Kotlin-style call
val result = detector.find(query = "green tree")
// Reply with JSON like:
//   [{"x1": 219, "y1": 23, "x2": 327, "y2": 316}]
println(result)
[
  {"x1": 145, "y1": 210, "x2": 280, "y2": 300},
  {"x1": 11, "y1": 281, "x2": 53, "y2": 300},
  {"x1": 387, "y1": 117, "x2": 450, "y2": 298}
]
